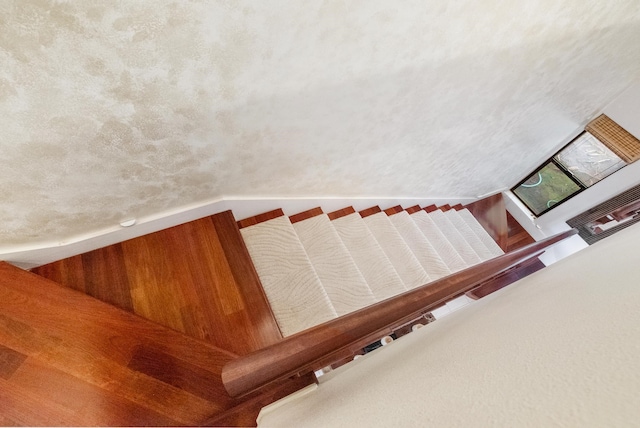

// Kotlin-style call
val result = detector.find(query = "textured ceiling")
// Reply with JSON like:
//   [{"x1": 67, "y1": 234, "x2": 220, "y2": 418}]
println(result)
[{"x1": 1, "y1": 0, "x2": 640, "y2": 245}]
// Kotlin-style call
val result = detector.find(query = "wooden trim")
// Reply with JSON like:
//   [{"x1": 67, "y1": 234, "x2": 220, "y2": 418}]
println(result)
[
  {"x1": 405, "y1": 205, "x2": 422, "y2": 214},
  {"x1": 465, "y1": 193, "x2": 508, "y2": 251},
  {"x1": 221, "y1": 229, "x2": 578, "y2": 397},
  {"x1": 327, "y1": 207, "x2": 356, "y2": 221},
  {"x1": 423, "y1": 205, "x2": 438, "y2": 213},
  {"x1": 452, "y1": 204, "x2": 464, "y2": 211},
  {"x1": 359, "y1": 206, "x2": 382, "y2": 218},
  {"x1": 439, "y1": 204, "x2": 452, "y2": 212},
  {"x1": 383, "y1": 205, "x2": 404, "y2": 216},
  {"x1": 289, "y1": 207, "x2": 324, "y2": 224},
  {"x1": 237, "y1": 209, "x2": 285, "y2": 229}
]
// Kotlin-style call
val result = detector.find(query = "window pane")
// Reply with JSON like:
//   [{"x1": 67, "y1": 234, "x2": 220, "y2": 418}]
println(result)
[
  {"x1": 513, "y1": 162, "x2": 582, "y2": 216},
  {"x1": 554, "y1": 132, "x2": 626, "y2": 187}
]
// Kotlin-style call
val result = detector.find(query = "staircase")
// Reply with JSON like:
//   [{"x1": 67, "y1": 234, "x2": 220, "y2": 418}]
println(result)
[
  {"x1": 8, "y1": 193, "x2": 564, "y2": 426},
  {"x1": 238, "y1": 204, "x2": 505, "y2": 338}
]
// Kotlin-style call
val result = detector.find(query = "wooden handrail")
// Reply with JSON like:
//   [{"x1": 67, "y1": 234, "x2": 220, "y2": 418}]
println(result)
[{"x1": 222, "y1": 229, "x2": 578, "y2": 397}]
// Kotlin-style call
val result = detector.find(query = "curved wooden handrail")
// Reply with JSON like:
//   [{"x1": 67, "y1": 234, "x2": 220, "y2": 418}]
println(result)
[{"x1": 222, "y1": 229, "x2": 578, "y2": 397}]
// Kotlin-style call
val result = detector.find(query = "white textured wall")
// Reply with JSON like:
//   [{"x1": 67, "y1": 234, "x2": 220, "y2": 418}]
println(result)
[
  {"x1": 2, "y1": 1, "x2": 640, "y2": 245},
  {"x1": 258, "y1": 222, "x2": 640, "y2": 427}
]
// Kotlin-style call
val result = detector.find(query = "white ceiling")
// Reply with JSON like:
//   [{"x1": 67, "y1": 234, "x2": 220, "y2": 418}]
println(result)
[{"x1": 2, "y1": 0, "x2": 640, "y2": 245}]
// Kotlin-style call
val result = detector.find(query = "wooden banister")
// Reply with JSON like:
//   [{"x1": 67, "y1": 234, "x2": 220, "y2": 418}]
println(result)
[{"x1": 222, "y1": 229, "x2": 578, "y2": 397}]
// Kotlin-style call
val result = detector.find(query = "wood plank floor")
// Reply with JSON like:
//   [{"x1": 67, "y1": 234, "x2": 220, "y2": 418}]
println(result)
[
  {"x1": 33, "y1": 210, "x2": 282, "y2": 357},
  {"x1": 0, "y1": 262, "x2": 235, "y2": 426}
]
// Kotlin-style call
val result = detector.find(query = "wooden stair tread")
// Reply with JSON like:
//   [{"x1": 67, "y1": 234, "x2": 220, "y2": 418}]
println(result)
[
  {"x1": 237, "y1": 209, "x2": 285, "y2": 229},
  {"x1": 383, "y1": 205, "x2": 404, "y2": 216},
  {"x1": 327, "y1": 206, "x2": 356, "y2": 221},
  {"x1": 405, "y1": 205, "x2": 422, "y2": 214},
  {"x1": 359, "y1": 206, "x2": 382, "y2": 218},
  {"x1": 289, "y1": 207, "x2": 324, "y2": 224}
]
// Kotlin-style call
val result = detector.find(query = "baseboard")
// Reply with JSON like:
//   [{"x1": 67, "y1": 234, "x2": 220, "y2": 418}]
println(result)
[{"x1": 1, "y1": 195, "x2": 476, "y2": 269}]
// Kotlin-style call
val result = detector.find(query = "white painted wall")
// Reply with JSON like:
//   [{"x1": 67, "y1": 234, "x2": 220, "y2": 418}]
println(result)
[
  {"x1": 505, "y1": 81, "x2": 640, "y2": 264},
  {"x1": 2, "y1": 1, "x2": 640, "y2": 249},
  {"x1": 0, "y1": 196, "x2": 474, "y2": 268},
  {"x1": 259, "y1": 221, "x2": 640, "y2": 427}
]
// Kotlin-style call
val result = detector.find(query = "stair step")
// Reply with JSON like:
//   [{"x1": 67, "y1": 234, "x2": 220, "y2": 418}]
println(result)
[
  {"x1": 457, "y1": 208, "x2": 505, "y2": 257},
  {"x1": 443, "y1": 210, "x2": 494, "y2": 261},
  {"x1": 386, "y1": 210, "x2": 451, "y2": 281},
  {"x1": 409, "y1": 210, "x2": 468, "y2": 272},
  {"x1": 428, "y1": 209, "x2": 482, "y2": 265},
  {"x1": 240, "y1": 215, "x2": 337, "y2": 337},
  {"x1": 361, "y1": 210, "x2": 431, "y2": 289},
  {"x1": 330, "y1": 210, "x2": 408, "y2": 301},
  {"x1": 292, "y1": 214, "x2": 377, "y2": 316}
]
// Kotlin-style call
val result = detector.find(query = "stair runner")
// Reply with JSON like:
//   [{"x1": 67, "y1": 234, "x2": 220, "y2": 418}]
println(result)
[{"x1": 240, "y1": 205, "x2": 504, "y2": 337}]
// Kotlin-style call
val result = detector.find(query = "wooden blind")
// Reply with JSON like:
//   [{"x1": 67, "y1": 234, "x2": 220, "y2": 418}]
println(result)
[{"x1": 585, "y1": 114, "x2": 640, "y2": 163}]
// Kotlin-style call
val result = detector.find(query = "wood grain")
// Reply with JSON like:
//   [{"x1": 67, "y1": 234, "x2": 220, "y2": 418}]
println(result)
[
  {"x1": 221, "y1": 229, "x2": 577, "y2": 397},
  {"x1": 466, "y1": 258, "x2": 545, "y2": 299},
  {"x1": 506, "y1": 211, "x2": 535, "y2": 251},
  {"x1": 423, "y1": 205, "x2": 438, "y2": 213},
  {"x1": 237, "y1": 209, "x2": 285, "y2": 229},
  {"x1": 383, "y1": 205, "x2": 404, "y2": 216},
  {"x1": 327, "y1": 206, "x2": 356, "y2": 221},
  {"x1": 289, "y1": 207, "x2": 324, "y2": 224},
  {"x1": 465, "y1": 193, "x2": 509, "y2": 251},
  {"x1": 0, "y1": 344, "x2": 26, "y2": 380},
  {"x1": 33, "y1": 211, "x2": 282, "y2": 357},
  {"x1": 358, "y1": 206, "x2": 382, "y2": 218},
  {"x1": 0, "y1": 262, "x2": 234, "y2": 426},
  {"x1": 405, "y1": 205, "x2": 422, "y2": 214}
]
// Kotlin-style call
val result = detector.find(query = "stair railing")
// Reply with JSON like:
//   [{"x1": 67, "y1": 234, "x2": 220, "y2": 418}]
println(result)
[{"x1": 222, "y1": 229, "x2": 578, "y2": 397}]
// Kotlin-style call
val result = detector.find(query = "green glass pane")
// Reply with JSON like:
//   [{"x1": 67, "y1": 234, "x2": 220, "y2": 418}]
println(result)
[{"x1": 513, "y1": 162, "x2": 582, "y2": 216}]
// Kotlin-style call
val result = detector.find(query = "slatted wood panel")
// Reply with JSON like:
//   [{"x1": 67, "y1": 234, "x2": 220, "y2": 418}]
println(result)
[
  {"x1": 33, "y1": 211, "x2": 282, "y2": 357},
  {"x1": 586, "y1": 114, "x2": 640, "y2": 163}
]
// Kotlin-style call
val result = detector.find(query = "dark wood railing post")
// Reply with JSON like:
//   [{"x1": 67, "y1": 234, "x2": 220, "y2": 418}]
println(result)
[{"x1": 222, "y1": 229, "x2": 578, "y2": 397}]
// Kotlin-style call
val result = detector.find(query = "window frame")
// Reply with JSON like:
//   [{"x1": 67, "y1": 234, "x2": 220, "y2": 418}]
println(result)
[{"x1": 511, "y1": 131, "x2": 624, "y2": 217}]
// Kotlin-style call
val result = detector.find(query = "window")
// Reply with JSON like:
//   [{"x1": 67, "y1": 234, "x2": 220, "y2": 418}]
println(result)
[{"x1": 513, "y1": 132, "x2": 627, "y2": 216}]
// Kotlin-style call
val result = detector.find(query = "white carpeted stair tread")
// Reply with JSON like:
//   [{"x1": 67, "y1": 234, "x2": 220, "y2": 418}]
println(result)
[
  {"x1": 409, "y1": 210, "x2": 468, "y2": 273},
  {"x1": 292, "y1": 215, "x2": 377, "y2": 316},
  {"x1": 428, "y1": 210, "x2": 482, "y2": 265},
  {"x1": 240, "y1": 216, "x2": 337, "y2": 337},
  {"x1": 444, "y1": 210, "x2": 494, "y2": 261},
  {"x1": 457, "y1": 208, "x2": 505, "y2": 257},
  {"x1": 332, "y1": 213, "x2": 408, "y2": 301},
  {"x1": 362, "y1": 212, "x2": 432, "y2": 289},
  {"x1": 387, "y1": 211, "x2": 451, "y2": 281}
]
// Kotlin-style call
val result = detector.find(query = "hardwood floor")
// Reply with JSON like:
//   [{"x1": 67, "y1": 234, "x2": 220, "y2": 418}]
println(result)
[
  {"x1": 33, "y1": 211, "x2": 282, "y2": 357},
  {"x1": 0, "y1": 262, "x2": 235, "y2": 426}
]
